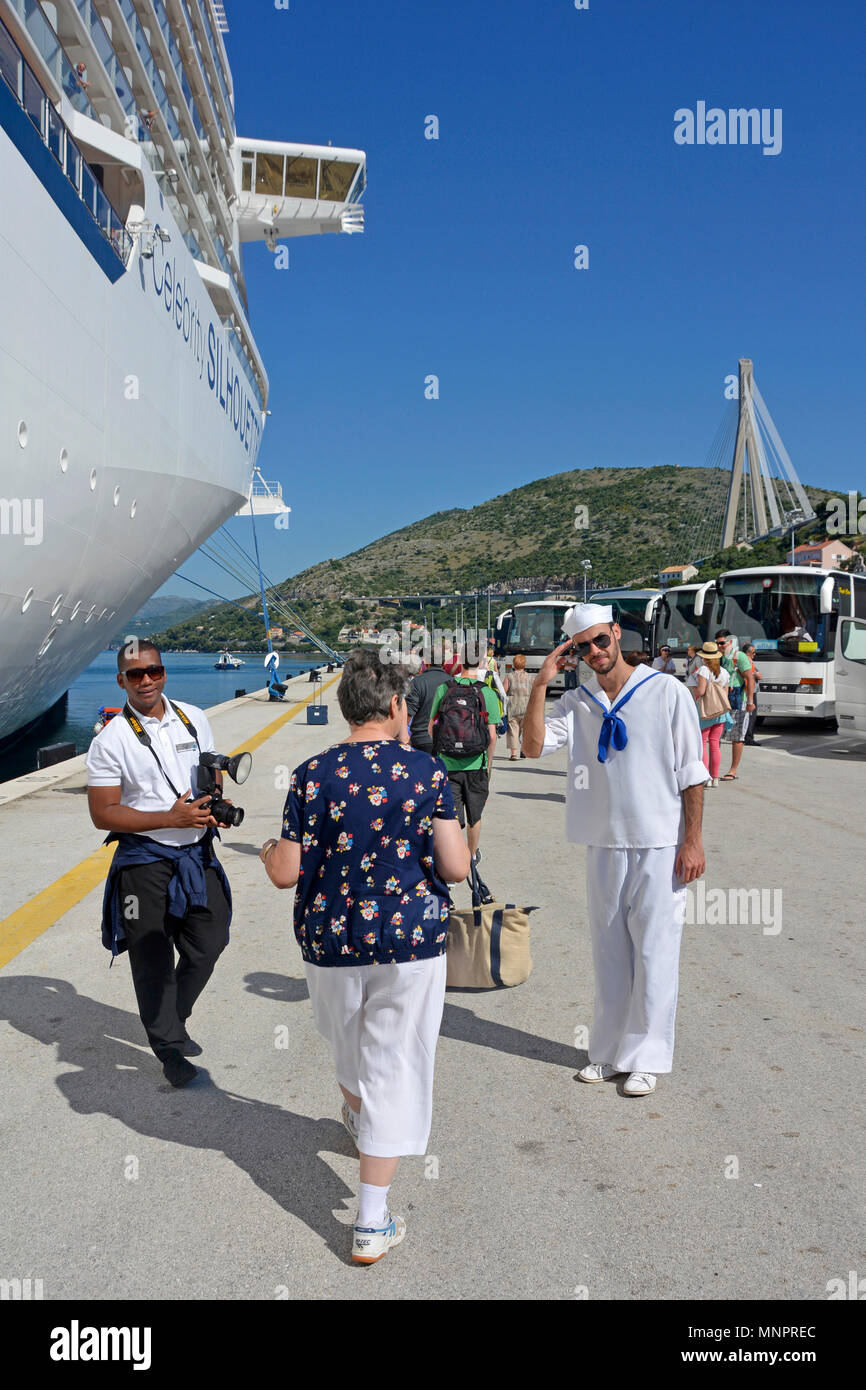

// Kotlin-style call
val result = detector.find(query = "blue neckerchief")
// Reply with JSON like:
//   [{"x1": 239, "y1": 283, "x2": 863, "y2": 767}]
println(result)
[
  {"x1": 579, "y1": 671, "x2": 661, "y2": 763},
  {"x1": 100, "y1": 832, "x2": 231, "y2": 958}
]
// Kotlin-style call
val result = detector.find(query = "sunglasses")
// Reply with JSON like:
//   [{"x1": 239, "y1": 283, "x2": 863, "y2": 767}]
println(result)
[
  {"x1": 123, "y1": 664, "x2": 165, "y2": 683},
  {"x1": 574, "y1": 632, "x2": 612, "y2": 656}
]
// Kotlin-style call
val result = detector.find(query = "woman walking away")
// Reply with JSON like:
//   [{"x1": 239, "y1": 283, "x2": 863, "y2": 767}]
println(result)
[
  {"x1": 503, "y1": 653, "x2": 532, "y2": 759},
  {"x1": 691, "y1": 641, "x2": 730, "y2": 787},
  {"x1": 260, "y1": 651, "x2": 470, "y2": 1264}
]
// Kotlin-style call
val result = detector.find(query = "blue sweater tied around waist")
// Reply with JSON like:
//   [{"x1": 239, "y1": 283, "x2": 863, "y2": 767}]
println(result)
[{"x1": 101, "y1": 832, "x2": 232, "y2": 958}]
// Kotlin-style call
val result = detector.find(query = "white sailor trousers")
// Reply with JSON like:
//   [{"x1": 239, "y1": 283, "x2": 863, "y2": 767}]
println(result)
[
  {"x1": 305, "y1": 954, "x2": 447, "y2": 1157},
  {"x1": 585, "y1": 846, "x2": 687, "y2": 1074}
]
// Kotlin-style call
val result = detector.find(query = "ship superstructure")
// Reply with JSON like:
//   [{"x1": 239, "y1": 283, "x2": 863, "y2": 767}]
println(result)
[{"x1": 0, "y1": 0, "x2": 365, "y2": 744}]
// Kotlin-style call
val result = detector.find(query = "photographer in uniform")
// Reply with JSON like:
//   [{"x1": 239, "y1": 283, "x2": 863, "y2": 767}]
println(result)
[{"x1": 86, "y1": 639, "x2": 232, "y2": 1088}]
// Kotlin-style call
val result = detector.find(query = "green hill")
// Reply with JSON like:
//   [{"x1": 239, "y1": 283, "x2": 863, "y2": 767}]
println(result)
[{"x1": 150, "y1": 465, "x2": 849, "y2": 651}]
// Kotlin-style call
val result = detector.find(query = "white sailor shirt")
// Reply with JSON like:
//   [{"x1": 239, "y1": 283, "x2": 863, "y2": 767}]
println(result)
[{"x1": 540, "y1": 668, "x2": 706, "y2": 848}]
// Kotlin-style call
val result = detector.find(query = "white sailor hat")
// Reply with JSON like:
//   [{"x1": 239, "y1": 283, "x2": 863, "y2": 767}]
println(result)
[{"x1": 562, "y1": 602, "x2": 614, "y2": 638}]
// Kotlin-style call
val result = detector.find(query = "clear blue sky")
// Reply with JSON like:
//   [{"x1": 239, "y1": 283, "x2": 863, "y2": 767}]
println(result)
[{"x1": 169, "y1": 0, "x2": 865, "y2": 603}]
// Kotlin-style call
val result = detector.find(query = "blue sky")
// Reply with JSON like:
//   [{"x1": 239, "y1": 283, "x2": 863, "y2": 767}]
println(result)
[{"x1": 170, "y1": 0, "x2": 865, "y2": 603}]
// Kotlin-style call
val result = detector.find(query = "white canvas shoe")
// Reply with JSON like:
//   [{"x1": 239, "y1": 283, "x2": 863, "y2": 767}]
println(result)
[
  {"x1": 623, "y1": 1071, "x2": 657, "y2": 1096},
  {"x1": 577, "y1": 1063, "x2": 623, "y2": 1083},
  {"x1": 351, "y1": 1211, "x2": 407, "y2": 1265}
]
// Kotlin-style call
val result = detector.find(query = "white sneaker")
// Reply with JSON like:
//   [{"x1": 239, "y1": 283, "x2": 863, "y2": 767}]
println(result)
[
  {"x1": 712, "y1": 777, "x2": 719, "y2": 787},
  {"x1": 577, "y1": 1063, "x2": 623, "y2": 1083},
  {"x1": 351, "y1": 1210, "x2": 406, "y2": 1265},
  {"x1": 341, "y1": 1099, "x2": 360, "y2": 1149},
  {"x1": 623, "y1": 1071, "x2": 657, "y2": 1096}
]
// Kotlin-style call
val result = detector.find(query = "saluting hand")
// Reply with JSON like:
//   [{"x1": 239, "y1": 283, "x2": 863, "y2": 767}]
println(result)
[{"x1": 537, "y1": 638, "x2": 574, "y2": 687}]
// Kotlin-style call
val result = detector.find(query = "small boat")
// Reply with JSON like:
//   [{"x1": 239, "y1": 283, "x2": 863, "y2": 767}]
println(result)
[
  {"x1": 93, "y1": 706, "x2": 123, "y2": 734},
  {"x1": 214, "y1": 651, "x2": 246, "y2": 670}
]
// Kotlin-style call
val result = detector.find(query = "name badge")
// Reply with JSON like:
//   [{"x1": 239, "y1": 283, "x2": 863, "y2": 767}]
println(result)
[{"x1": 175, "y1": 741, "x2": 197, "y2": 752}]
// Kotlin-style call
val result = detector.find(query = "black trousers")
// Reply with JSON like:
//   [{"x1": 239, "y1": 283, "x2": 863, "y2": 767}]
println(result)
[{"x1": 118, "y1": 859, "x2": 230, "y2": 1059}]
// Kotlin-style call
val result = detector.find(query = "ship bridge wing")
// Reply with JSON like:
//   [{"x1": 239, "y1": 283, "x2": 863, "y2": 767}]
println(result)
[{"x1": 233, "y1": 140, "x2": 365, "y2": 242}]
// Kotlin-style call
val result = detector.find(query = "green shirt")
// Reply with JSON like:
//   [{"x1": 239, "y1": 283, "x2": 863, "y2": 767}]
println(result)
[
  {"x1": 722, "y1": 649, "x2": 753, "y2": 690},
  {"x1": 429, "y1": 678, "x2": 501, "y2": 771}
]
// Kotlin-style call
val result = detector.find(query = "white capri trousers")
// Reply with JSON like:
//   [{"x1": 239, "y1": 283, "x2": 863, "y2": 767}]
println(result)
[
  {"x1": 585, "y1": 845, "x2": 687, "y2": 1075},
  {"x1": 305, "y1": 953, "x2": 448, "y2": 1157}
]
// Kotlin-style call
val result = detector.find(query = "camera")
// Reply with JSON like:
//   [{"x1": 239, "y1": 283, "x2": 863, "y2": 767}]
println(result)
[{"x1": 194, "y1": 750, "x2": 252, "y2": 828}]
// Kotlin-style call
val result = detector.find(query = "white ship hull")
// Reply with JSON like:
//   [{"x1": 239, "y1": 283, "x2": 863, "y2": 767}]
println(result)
[{"x1": 0, "y1": 118, "x2": 261, "y2": 744}]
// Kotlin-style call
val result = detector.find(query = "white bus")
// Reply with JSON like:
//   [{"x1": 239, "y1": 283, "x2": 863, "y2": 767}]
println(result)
[
  {"x1": 714, "y1": 566, "x2": 866, "y2": 724},
  {"x1": 494, "y1": 596, "x2": 578, "y2": 692},
  {"x1": 653, "y1": 582, "x2": 718, "y2": 672},
  {"x1": 835, "y1": 615, "x2": 866, "y2": 734}
]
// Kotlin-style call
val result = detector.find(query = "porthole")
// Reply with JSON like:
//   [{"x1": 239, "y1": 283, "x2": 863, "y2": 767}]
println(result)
[
  {"x1": 113, "y1": 486, "x2": 121, "y2": 506},
  {"x1": 60, "y1": 448, "x2": 69, "y2": 472},
  {"x1": 70, "y1": 601, "x2": 82, "y2": 620},
  {"x1": 51, "y1": 593, "x2": 64, "y2": 617},
  {"x1": 98, "y1": 607, "x2": 109, "y2": 621},
  {"x1": 17, "y1": 420, "x2": 28, "y2": 447},
  {"x1": 21, "y1": 587, "x2": 34, "y2": 613},
  {"x1": 130, "y1": 498, "x2": 137, "y2": 518},
  {"x1": 89, "y1": 469, "x2": 97, "y2": 491},
  {"x1": 36, "y1": 625, "x2": 59, "y2": 658},
  {"x1": 84, "y1": 604, "x2": 97, "y2": 623}
]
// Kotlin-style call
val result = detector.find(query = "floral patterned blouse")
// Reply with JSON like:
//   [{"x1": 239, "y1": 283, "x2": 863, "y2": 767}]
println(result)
[{"x1": 281, "y1": 739, "x2": 457, "y2": 967}]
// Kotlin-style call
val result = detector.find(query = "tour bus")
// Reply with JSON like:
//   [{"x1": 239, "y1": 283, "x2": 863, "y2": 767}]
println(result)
[
  {"x1": 653, "y1": 582, "x2": 719, "y2": 672},
  {"x1": 494, "y1": 596, "x2": 578, "y2": 692},
  {"x1": 590, "y1": 588, "x2": 666, "y2": 656},
  {"x1": 713, "y1": 566, "x2": 866, "y2": 724},
  {"x1": 835, "y1": 615, "x2": 866, "y2": 734}
]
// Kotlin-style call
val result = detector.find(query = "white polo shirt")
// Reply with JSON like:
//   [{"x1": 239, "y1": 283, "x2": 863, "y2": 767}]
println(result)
[
  {"x1": 540, "y1": 668, "x2": 706, "y2": 848},
  {"x1": 86, "y1": 698, "x2": 216, "y2": 847}
]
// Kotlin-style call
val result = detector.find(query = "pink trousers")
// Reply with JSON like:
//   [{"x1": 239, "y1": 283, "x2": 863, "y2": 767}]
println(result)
[{"x1": 701, "y1": 722, "x2": 723, "y2": 778}]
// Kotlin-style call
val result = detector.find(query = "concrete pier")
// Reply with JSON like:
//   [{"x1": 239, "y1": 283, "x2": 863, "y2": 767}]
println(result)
[{"x1": 0, "y1": 672, "x2": 863, "y2": 1300}]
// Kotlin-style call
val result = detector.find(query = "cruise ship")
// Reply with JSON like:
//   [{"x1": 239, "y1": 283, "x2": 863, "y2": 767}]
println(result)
[{"x1": 0, "y1": 0, "x2": 365, "y2": 745}]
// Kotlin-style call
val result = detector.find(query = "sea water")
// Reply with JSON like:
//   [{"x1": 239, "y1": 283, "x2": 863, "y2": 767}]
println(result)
[{"x1": 5, "y1": 651, "x2": 317, "y2": 781}]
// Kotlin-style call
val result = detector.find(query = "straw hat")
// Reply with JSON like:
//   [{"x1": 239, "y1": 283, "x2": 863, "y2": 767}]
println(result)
[{"x1": 697, "y1": 640, "x2": 722, "y2": 660}]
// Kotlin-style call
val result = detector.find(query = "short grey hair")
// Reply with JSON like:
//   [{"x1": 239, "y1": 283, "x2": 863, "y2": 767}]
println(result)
[{"x1": 337, "y1": 649, "x2": 411, "y2": 725}]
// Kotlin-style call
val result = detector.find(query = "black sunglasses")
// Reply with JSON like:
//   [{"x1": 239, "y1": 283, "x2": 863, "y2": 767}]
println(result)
[
  {"x1": 123, "y1": 664, "x2": 165, "y2": 683},
  {"x1": 574, "y1": 633, "x2": 612, "y2": 656}
]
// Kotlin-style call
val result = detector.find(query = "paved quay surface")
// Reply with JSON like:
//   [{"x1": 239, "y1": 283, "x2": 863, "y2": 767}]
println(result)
[{"x1": 0, "y1": 677, "x2": 864, "y2": 1301}]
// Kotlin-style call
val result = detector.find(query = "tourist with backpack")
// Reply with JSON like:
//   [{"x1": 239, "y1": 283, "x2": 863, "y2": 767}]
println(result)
[{"x1": 427, "y1": 651, "x2": 500, "y2": 865}]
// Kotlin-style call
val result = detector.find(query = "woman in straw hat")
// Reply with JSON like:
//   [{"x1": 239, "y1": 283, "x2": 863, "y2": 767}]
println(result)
[{"x1": 691, "y1": 641, "x2": 730, "y2": 788}]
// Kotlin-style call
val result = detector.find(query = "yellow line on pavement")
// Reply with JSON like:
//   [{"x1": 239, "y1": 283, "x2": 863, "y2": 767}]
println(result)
[{"x1": 0, "y1": 674, "x2": 341, "y2": 971}]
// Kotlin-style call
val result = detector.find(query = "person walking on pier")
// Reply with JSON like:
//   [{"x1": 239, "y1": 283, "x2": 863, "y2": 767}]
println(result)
[
  {"x1": 86, "y1": 640, "x2": 232, "y2": 1089},
  {"x1": 690, "y1": 641, "x2": 731, "y2": 787},
  {"x1": 522, "y1": 603, "x2": 707, "y2": 1097},
  {"x1": 427, "y1": 648, "x2": 500, "y2": 866},
  {"x1": 261, "y1": 651, "x2": 470, "y2": 1264},
  {"x1": 503, "y1": 653, "x2": 532, "y2": 758}
]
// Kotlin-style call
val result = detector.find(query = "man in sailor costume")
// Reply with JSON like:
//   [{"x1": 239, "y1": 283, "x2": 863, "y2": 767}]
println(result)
[{"x1": 522, "y1": 603, "x2": 707, "y2": 1096}]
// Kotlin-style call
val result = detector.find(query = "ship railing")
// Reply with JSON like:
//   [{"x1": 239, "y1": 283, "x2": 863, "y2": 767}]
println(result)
[
  {"x1": 0, "y1": 14, "x2": 132, "y2": 266},
  {"x1": 5, "y1": 0, "x2": 94, "y2": 118}
]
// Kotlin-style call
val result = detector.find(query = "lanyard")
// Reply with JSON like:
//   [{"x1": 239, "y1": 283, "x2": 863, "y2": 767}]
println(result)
[
  {"x1": 579, "y1": 671, "x2": 660, "y2": 763},
  {"x1": 123, "y1": 702, "x2": 200, "y2": 799}
]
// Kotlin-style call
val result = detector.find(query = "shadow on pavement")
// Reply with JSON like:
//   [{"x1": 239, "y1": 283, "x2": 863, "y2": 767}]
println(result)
[
  {"x1": 0, "y1": 975, "x2": 356, "y2": 1261},
  {"x1": 244, "y1": 972, "x2": 582, "y2": 1071}
]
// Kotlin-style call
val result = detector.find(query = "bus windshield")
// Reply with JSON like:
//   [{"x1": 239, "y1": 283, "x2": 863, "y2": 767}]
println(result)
[
  {"x1": 596, "y1": 593, "x2": 659, "y2": 653},
  {"x1": 504, "y1": 604, "x2": 571, "y2": 654},
  {"x1": 717, "y1": 572, "x2": 831, "y2": 658},
  {"x1": 655, "y1": 589, "x2": 710, "y2": 653}
]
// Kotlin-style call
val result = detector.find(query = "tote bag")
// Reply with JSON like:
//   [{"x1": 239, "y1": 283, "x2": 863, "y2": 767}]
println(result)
[
  {"x1": 446, "y1": 863, "x2": 536, "y2": 988},
  {"x1": 698, "y1": 675, "x2": 730, "y2": 721}
]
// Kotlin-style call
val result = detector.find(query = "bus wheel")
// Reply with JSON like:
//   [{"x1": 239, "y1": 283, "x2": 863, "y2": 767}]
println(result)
[
  {"x1": 754, "y1": 716, "x2": 765, "y2": 729},
  {"x1": 822, "y1": 717, "x2": 838, "y2": 732}
]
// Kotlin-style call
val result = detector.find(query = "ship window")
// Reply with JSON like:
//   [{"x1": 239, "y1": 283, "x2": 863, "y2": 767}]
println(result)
[
  {"x1": 255, "y1": 152, "x2": 284, "y2": 196},
  {"x1": 51, "y1": 594, "x2": 63, "y2": 618},
  {"x1": 284, "y1": 156, "x2": 317, "y2": 199},
  {"x1": 0, "y1": 24, "x2": 19, "y2": 96},
  {"x1": 70, "y1": 601, "x2": 82, "y2": 620},
  {"x1": 319, "y1": 160, "x2": 358, "y2": 202},
  {"x1": 21, "y1": 588, "x2": 34, "y2": 613}
]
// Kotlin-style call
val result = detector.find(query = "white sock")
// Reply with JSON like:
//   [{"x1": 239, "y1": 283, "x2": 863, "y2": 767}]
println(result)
[{"x1": 357, "y1": 1181, "x2": 390, "y2": 1228}]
